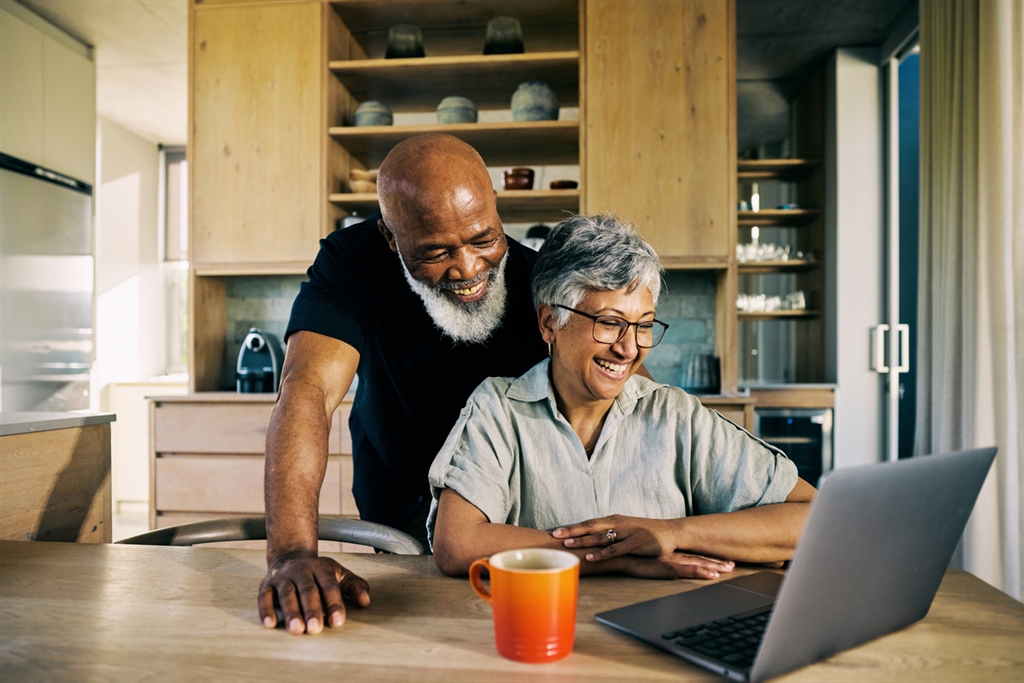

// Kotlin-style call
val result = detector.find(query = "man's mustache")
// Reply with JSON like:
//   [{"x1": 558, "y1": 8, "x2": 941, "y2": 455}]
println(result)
[{"x1": 436, "y1": 268, "x2": 494, "y2": 292}]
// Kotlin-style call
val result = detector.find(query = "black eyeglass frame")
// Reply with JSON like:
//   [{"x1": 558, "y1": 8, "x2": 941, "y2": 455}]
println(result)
[{"x1": 554, "y1": 304, "x2": 669, "y2": 348}]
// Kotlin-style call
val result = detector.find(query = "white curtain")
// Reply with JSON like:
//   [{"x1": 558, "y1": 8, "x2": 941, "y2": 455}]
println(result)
[{"x1": 918, "y1": 0, "x2": 1024, "y2": 601}]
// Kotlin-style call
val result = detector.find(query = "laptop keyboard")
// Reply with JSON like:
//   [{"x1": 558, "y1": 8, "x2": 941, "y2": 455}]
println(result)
[{"x1": 661, "y1": 609, "x2": 772, "y2": 670}]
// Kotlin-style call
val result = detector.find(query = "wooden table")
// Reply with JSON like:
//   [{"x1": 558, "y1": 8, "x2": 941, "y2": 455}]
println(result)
[{"x1": 1, "y1": 541, "x2": 1021, "y2": 682}]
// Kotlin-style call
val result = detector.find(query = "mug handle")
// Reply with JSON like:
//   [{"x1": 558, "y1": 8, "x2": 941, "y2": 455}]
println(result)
[{"x1": 468, "y1": 558, "x2": 493, "y2": 603}]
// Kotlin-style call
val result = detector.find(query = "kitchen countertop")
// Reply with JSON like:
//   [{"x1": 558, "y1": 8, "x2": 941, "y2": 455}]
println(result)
[{"x1": 0, "y1": 411, "x2": 116, "y2": 437}]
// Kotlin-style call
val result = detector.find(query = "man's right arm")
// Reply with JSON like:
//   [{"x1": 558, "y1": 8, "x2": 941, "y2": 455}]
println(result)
[{"x1": 258, "y1": 330, "x2": 368, "y2": 634}]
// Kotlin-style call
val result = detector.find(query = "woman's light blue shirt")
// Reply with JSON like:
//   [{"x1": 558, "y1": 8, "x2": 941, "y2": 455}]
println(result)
[{"x1": 426, "y1": 358, "x2": 798, "y2": 548}]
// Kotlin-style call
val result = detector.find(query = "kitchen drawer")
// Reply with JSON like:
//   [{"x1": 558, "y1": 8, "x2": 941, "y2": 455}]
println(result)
[
  {"x1": 153, "y1": 401, "x2": 348, "y2": 455},
  {"x1": 155, "y1": 454, "x2": 342, "y2": 515},
  {"x1": 154, "y1": 512, "x2": 372, "y2": 554}
]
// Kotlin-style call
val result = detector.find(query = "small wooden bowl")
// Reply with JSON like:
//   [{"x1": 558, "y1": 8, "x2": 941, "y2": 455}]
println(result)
[
  {"x1": 502, "y1": 167, "x2": 534, "y2": 190},
  {"x1": 549, "y1": 179, "x2": 578, "y2": 190},
  {"x1": 349, "y1": 179, "x2": 378, "y2": 194},
  {"x1": 350, "y1": 169, "x2": 378, "y2": 182}
]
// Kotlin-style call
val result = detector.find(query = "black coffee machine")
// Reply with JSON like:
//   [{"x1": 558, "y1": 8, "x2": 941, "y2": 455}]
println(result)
[{"x1": 236, "y1": 328, "x2": 283, "y2": 393}]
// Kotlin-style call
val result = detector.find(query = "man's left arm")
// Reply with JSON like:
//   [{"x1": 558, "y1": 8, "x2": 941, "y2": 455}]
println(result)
[{"x1": 552, "y1": 477, "x2": 815, "y2": 565}]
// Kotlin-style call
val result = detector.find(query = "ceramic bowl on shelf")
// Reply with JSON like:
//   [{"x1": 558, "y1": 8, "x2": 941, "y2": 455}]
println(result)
[
  {"x1": 483, "y1": 16, "x2": 524, "y2": 54},
  {"x1": 436, "y1": 96, "x2": 478, "y2": 124},
  {"x1": 354, "y1": 101, "x2": 393, "y2": 127},
  {"x1": 385, "y1": 24, "x2": 425, "y2": 59},
  {"x1": 349, "y1": 169, "x2": 378, "y2": 182},
  {"x1": 349, "y1": 179, "x2": 377, "y2": 194},
  {"x1": 502, "y1": 167, "x2": 535, "y2": 190},
  {"x1": 549, "y1": 179, "x2": 578, "y2": 190},
  {"x1": 511, "y1": 81, "x2": 559, "y2": 122}
]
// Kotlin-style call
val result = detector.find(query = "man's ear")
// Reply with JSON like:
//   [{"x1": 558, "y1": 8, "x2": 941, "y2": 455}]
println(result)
[
  {"x1": 537, "y1": 305, "x2": 557, "y2": 344},
  {"x1": 378, "y1": 219, "x2": 400, "y2": 255}
]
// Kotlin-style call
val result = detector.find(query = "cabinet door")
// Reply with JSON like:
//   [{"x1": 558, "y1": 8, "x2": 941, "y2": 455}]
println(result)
[
  {"x1": 0, "y1": 8, "x2": 44, "y2": 164},
  {"x1": 583, "y1": 0, "x2": 734, "y2": 261},
  {"x1": 191, "y1": 1, "x2": 322, "y2": 268}
]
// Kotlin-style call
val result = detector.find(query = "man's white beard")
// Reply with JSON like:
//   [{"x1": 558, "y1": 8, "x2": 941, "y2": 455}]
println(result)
[{"x1": 400, "y1": 252, "x2": 508, "y2": 344}]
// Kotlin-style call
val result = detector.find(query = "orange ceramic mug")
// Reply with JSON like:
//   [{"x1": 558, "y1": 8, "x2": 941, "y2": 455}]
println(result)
[{"x1": 469, "y1": 548, "x2": 580, "y2": 663}]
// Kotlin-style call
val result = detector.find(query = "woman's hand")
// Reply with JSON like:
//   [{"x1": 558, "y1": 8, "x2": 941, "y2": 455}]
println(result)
[
  {"x1": 615, "y1": 552, "x2": 735, "y2": 580},
  {"x1": 552, "y1": 514, "x2": 681, "y2": 560}
]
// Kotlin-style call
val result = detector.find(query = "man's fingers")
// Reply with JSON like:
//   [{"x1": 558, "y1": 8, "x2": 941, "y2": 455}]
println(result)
[
  {"x1": 257, "y1": 583, "x2": 278, "y2": 628},
  {"x1": 295, "y1": 578, "x2": 326, "y2": 635},
  {"x1": 315, "y1": 564, "x2": 347, "y2": 628},
  {"x1": 339, "y1": 571, "x2": 371, "y2": 608},
  {"x1": 274, "y1": 581, "x2": 306, "y2": 635}
]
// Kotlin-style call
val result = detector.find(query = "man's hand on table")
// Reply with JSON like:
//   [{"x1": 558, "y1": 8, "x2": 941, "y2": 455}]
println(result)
[{"x1": 258, "y1": 551, "x2": 370, "y2": 634}]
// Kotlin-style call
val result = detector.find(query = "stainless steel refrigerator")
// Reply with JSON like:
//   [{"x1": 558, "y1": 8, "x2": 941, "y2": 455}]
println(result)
[{"x1": 1, "y1": 152, "x2": 94, "y2": 411}]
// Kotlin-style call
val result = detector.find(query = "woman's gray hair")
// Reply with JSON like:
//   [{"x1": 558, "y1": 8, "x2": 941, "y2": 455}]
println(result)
[{"x1": 532, "y1": 214, "x2": 664, "y2": 328}]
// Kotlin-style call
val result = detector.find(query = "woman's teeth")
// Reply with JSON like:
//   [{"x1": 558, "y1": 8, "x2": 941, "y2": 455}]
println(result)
[
  {"x1": 451, "y1": 281, "x2": 484, "y2": 296},
  {"x1": 596, "y1": 359, "x2": 627, "y2": 375}
]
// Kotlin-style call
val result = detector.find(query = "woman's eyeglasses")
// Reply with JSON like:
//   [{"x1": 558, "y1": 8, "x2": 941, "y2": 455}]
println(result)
[{"x1": 554, "y1": 304, "x2": 669, "y2": 348}]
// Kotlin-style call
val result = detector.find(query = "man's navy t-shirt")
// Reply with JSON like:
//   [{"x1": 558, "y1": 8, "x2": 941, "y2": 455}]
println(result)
[{"x1": 285, "y1": 217, "x2": 547, "y2": 530}]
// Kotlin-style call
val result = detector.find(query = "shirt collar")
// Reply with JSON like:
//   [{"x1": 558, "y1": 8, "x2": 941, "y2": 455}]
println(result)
[{"x1": 505, "y1": 357, "x2": 663, "y2": 413}]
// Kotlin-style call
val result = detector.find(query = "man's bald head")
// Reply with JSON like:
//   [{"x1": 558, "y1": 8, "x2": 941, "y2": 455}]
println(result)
[{"x1": 377, "y1": 134, "x2": 496, "y2": 235}]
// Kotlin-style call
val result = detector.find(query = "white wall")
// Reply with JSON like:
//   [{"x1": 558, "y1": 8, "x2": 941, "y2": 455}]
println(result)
[
  {"x1": 91, "y1": 116, "x2": 164, "y2": 400},
  {"x1": 826, "y1": 48, "x2": 887, "y2": 469}
]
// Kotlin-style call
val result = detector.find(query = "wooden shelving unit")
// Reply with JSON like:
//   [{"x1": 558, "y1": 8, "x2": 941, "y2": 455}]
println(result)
[
  {"x1": 329, "y1": 52, "x2": 580, "y2": 111},
  {"x1": 738, "y1": 310, "x2": 821, "y2": 321},
  {"x1": 737, "y1": 159, "x2": 820, "y2": 180},
  {"x1": 737, "y1": 260, "x2": 817, "y2": 274},
  {"x1": 735, "y1": 71, "x2": 829, "y2": 387},
  {"x1": 737, "y1": 209, "x2": 821, "y2": 227},
  {"x1": 329, "y1": 120, "x2": 579, "y2": 168},
  {"x1": 329, "y1": 189, "x2": 580, "y2": 224}
]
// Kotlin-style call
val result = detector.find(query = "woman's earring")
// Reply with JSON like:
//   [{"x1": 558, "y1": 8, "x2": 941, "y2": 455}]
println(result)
[{"x1": 547, "y1": 342, "x2": 552, "y2": 356}]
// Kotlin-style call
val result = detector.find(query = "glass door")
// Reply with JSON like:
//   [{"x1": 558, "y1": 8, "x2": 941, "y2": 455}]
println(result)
[{"x1": 876, "y1": 42, "x2": 920, "y2": 462}]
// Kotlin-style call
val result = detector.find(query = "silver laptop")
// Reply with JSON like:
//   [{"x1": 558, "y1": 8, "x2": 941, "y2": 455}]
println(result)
[{"x1": 595, "y1": 447, "x2": 997, "y2": 682}]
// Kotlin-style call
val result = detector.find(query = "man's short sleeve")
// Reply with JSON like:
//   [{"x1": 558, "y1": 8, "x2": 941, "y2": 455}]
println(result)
[
  {"x1": 426, "y1": 379, "x2": 518, "y2": 548},
  {"x1": 683, "y1": 396, "x2": 798, "y2": 515},
  {"x1": 285, "y1": 229, "x2": 367, "y2": 353}
]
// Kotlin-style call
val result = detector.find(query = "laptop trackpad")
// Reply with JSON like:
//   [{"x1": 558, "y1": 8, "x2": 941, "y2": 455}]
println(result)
[{"x1": 596, "y1": 572, "x2": 782, "y2": 637}]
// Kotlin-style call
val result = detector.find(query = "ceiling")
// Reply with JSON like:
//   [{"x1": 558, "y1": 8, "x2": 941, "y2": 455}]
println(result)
[
  {"x1": 11, "y1": 0, "x2": 913, "y2": 152},
  {"x1": 736, "y1": 0, "x2": 917, "y2": 152},
  {"x1": 15, "y1": 0, "x2": 187, "y2": 146}
]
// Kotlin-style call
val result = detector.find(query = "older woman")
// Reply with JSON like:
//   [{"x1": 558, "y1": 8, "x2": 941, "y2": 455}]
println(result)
[{"x1": 427, "y1": 215, "x2": 815, "y2": 579}]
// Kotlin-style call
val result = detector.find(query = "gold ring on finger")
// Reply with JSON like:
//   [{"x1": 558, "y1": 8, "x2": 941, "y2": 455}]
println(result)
[{"x1": 606, "y1": 528, "x2": 617, "y2": 544}]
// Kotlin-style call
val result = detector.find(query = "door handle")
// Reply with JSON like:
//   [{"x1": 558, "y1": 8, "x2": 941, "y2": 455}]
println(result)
[
  {"x1": 897, "y1": 324, "x2": 910, "y2": 373},
  {"x1": 871, "y1": 324, "x2": 889, "y2": 373}
]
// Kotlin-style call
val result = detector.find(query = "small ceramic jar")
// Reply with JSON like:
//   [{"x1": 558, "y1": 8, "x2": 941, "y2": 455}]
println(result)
[
  {"x1": 484, "y1": 16, "x2": 524, "y2": 54},
  {"x1": 354, "y1": 101, "x2": 393, "y2": 127},
  {"x1": 385, "y1": 24, "x2": 425, "y2": 59},
  {"x1": 511, "y1": 81, "x2": 559, "y2": 122},
  {"x1": 436, "y1": 96, "x2": 478, "y2": 124},
  {"x1": 502, "y1": 167, "x2": 535, "y2": 190}
]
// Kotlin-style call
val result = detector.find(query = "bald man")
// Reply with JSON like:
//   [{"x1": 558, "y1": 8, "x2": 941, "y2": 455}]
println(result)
[{"x1": 258, "y1": 134, "x2": 547, "y2": 634}]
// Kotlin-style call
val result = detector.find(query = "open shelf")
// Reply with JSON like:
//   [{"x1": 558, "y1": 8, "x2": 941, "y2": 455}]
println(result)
[
  {"x1": 737, "y1": 159, "x2": 821, "y2": 180},
  {"x1": 330, "y1": 52, "x2": 579, "y2": 112},
  {"x1": 330, "y1": 1, "x2": 580, "y2": 58},
  {"x1": 329, "y1": 120, "x2": 579, "y2": 167},
  {"x1": 738, "y1": 310, "x2": 821, "y2": 321},
  {"x1": 329, "y1": 189, "x2": 580, "y2": 224},
  {"x1": 737, "y1": 209, "x2": 821, "y2": 227},
  {"x1": 737, "y1": 260, "x2": 818, "y2": 274}
]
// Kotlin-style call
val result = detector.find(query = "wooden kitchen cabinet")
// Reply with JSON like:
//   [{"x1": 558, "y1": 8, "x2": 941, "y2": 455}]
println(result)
[
  {"x1": 581, "y1": 0, "x2": 736, "y2": 266},
  {"x1": 189, "y1": 0, "x2": 329, "y2": 271},
  {"x1": 149, "y1": 394, "x2": 364, "y2": 552}
]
